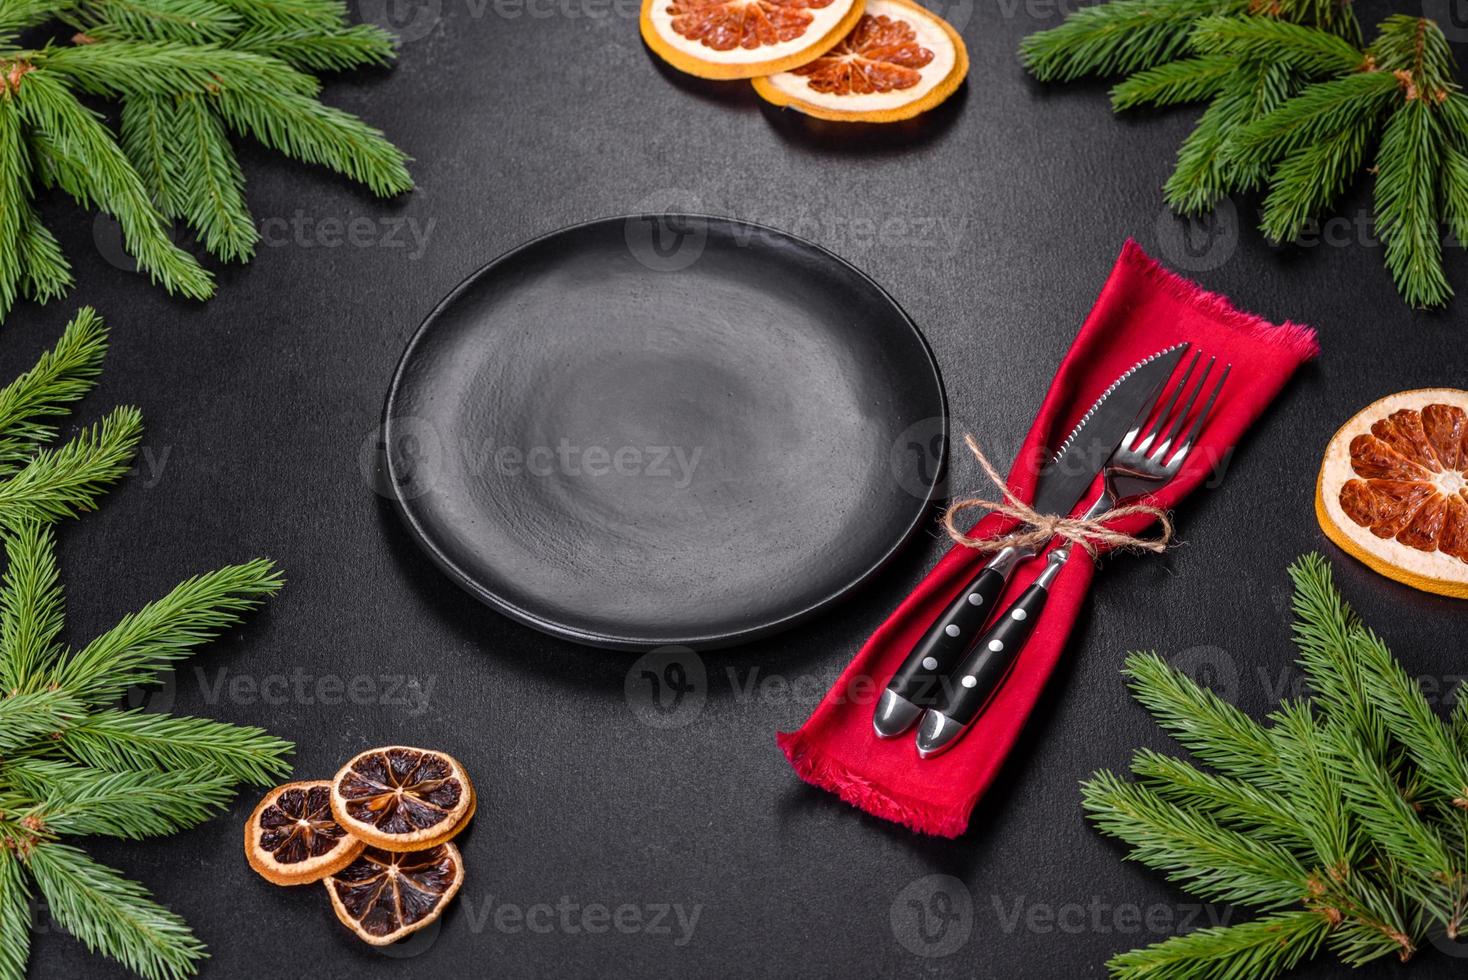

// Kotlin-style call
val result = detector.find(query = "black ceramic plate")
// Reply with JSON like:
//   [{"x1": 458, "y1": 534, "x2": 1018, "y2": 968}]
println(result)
[{"x1": 383, "y1": 215, "x2": 946, "y2": 650}]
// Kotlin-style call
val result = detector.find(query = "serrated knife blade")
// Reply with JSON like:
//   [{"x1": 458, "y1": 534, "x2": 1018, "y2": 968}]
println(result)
[{"x1": 1030, "y1": 343, "x2": 1190, "y2": 519}]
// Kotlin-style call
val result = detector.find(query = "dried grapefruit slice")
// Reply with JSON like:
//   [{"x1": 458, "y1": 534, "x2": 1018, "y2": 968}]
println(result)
[
  {"x1": 329, "y1": 746, "x2": 475, "y2": 851},
  {"x1": 325, "y1": 843, "x2": 465, "y2": 946},
  {"x1": 244, "y1": 780, "x2": 365, "y2": 886},
  {"x1": 641, "y1": 0, "x2": 865, "y2": 80},
  {"x1": 751, "y1": 0, "x2": 967, "y2": 122},
  {"x1": 1316, "y1": 389, "x2": 1468, "y2": 599}
]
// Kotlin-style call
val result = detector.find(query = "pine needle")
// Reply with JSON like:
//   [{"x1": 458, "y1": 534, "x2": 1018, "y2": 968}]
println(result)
[
  {"x1": 0, "y1": 690, "x2": 80, "y2": 752},
  {"x1": 26, "y1": 842, "x2": 207, "y2": 980},
  {"x1": 1110, "y1": 55, "x2": 1235, "y2": 111},
  {"x1": 1123, "y1": 651, "x2": 1278, "y2": 780},
  {"x1": 0, "y1": 98, "x2": 27, "y2": 323},
  {"x1": 0, "y1": 307, "x2": 109, "y2": 475},
  {"x1": 1106, "y1": 910, "x2": 1332, "y2": 980},
  {"x1": 73, "y1": 0, "x2": 242, "y2": 44},
  {"x1": 229, "y1": 23, "x2": 396, "y2": 72},
  {"x1": 169, "y1": 93, "x2": 256, "y2": 261},
  {"x1": 57, "y1": 708, "x2": 293, "y2": 785},
  {"x1": 21, "y1": 766, "x2": 237, "y2": 839},
  {"x1": 1375, "y1": 98, "x2": 1450, "y2": 307},
  {"x1": 0, "y1": 406, "x2": 144, "y2": 525},
  {"x1": 1020, "y1": 0, "x2": 1250, "y2": 82},
  {"x1": 0, "y1": 854, "x2": 30, "y2": 980},
  {"x1": 49, "y1": 559, "x2": 281, "y2": 705},
  {"x1": 13, "y1": 70, "x2": 214, "y2": 301}
]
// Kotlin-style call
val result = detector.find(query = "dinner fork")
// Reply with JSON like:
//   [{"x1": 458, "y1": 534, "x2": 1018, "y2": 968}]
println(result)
[{"x1": 914, "y1": 350, "x2": 1231, "y2": 758}]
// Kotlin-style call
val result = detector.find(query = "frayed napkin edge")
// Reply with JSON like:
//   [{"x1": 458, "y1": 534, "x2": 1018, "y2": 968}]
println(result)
[
  {"x1": 777, "y1": 730, "x2": 968, "y2": 838},
  {"x1": 1118, "y1": 239, "x2": 1321, "y2": 362}
]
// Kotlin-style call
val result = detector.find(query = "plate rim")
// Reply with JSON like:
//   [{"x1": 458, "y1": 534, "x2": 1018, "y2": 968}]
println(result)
[{"x1": 382, "y1": 213, "x2": 949, "y2": 650}]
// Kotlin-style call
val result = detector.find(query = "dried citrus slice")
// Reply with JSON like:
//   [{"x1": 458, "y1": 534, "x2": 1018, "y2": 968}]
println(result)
[
  {"x1": 329, "y1": 746, "x2": 474, "y2": 851},
  {"x1": 325, "y1": 842, "x2": 465, "y2": 946},
  {"x1": 751, "y1": 0, "x2": 967, "y2": 122},
  {"x1": 1316, "y1": 389, "x2": 1468, "y2": 599},
  {"x1": 244, "y1": 780, "x2": 365, "y2": 886},
  {"x1": 641, "y1": 0, "x2": 865, "y2": 80}
]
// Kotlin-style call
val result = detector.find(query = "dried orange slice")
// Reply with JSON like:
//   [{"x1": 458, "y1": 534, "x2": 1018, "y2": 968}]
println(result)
[
  {"x1": 244, "y1": 780, "x2": 365, "y2": 886},
  {"x1": 1316, "y1": 389, "x2": 1468, "y2": 599},
  {"x1": 329, "y1": 746, "x2": 474, "y2": 851},
  {"x1": 751, "y1": 0, "x2": 967, "y2": 122},
  {"x1": 325, "y1": 843, "x2": 465, "y2": 946},
  {"x1": 641, "y1": 0, "x2": 865, "y2": 80}
]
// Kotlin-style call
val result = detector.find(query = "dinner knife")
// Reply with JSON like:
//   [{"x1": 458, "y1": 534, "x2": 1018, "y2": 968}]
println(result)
[{"x1": 872, "y1": 344, "x2": 1190, "y2": 738}]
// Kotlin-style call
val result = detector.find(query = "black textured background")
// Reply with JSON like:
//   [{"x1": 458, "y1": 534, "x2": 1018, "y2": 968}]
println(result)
[{"x1": 15, "y1": 0, "x2": 1468, "y2": 977}]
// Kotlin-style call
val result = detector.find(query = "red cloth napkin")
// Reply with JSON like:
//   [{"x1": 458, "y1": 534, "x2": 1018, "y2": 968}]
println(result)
[{"x1": 777, "y1": 240, "x2": 1320, "y2": 837}]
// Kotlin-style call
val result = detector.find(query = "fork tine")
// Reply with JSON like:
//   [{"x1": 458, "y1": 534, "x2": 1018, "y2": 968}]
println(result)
[
  {"x1": 1133, "y1": 350, "x2": 1199, "y2": 455},
  {"x1": 1166, "y1": 363, "x2": 1230, "y2": 468},
  {"x1": 1151, "y1": 356, "x2": 1215, "y2": 463}
]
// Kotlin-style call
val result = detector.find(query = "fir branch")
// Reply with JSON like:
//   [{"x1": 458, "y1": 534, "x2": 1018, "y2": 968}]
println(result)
[
  {"x1": 37, "y1": 41, "x2": 320, "y2": 99},
  {"x1": 214, "y1": 84, "x2": 412, "y2": 196},
  {"x1": 1105, "y1": 910, "x2": 1332, "y2": 980},
  {"x1": 1020, "y1": 0, "x2": 1250, "y2": 82},
  {"x1": 1375, "y1": 98, "x2": 1449, "y2": 308},
  {"x1": 1344, "y1": 628, "x2": 1468, "y2": 809},
  {"x1": 16, "y1": 202, "x2": 74, "y2": 306},
  {"x1": 25, "y1": 842, "x2": 206, "y2": 980},
  {"x1": 72, "y1": 0, "x2": 242, "y2": 44},
  {"x1": 1441, "y1": 144, "x2": 1468, "y2": 249},
  {"x1": 0, "y1": 406, "x2": 143, "y2": 526},
  {"x1": 48, "y1": 559, "x2": 281, "y2": 706},
  {"x1": 13, "y1": 69, "x2": 214, "y2": 301},
  {"x1": 20, "y1": 767, "x2": 236, "y2": 839},
  {"x1": 1289, "y1": 553, "x2": 1392, "y2": 765},
  {"x1": 216, "y1": 0, "x2": 347, "y2": 32},
  {"x1": 0, "y1": 523, "x2": 66, "y2": 694},
  {"x1": 1326, "y1": 723, "x2": 1463, "y2": 928},
  {"x1": 0, "y1": 853, "x2": 30, "y2": 980},
  {"x1": 0, "y1": 0, "x2": 72, "y2": 34},
  {"x1": 1259, "y1": 120, "x2": 1373, "y2": 243},
  {"x1": 1228, "y1": 70, "x2": 1398, "y2": 173},
  {"x1": 0, "y1": 690, "x2": 80, "y2": 753},
  {"x1": 1164, "y1": 60, "x2": 1293, "y2": 213},
  {"x1": 1110, "y1": 55, "x2": 1236, "y2": 111},
  {"x1": 1129, "y1": 747, "x2": 1309, "y2": 846},
  {"x1": 1083, "y1": 770, "x2": 1314, "y2": 909},
  {"x1": 1268, "y1": 701, "x2": 1358, "y2": 871},
  {"x1": 169, "y1": 93, "x2": 256, "y2": 261},
  {"x1": 229, "y1": 23, "x2": 396, "y2": 72},
  {"x1": 0, "y1": 306, "x2": 109, "y2": 476},
  {"x1": 1188, "y1": 16, "x2": 1363, "y2": 77},
  {"x1": 1123, "y1": 651, "x2": 1278, "y2": 780},
  {"x1": 56, "y1": 708, "x2": 293, "y2": 785},
  {"x1": 120, "y1": 94, "x2": 184, "y2": 216},
  {"x1": 0, "y1": 99, "x2": 26, "y2": 324}
]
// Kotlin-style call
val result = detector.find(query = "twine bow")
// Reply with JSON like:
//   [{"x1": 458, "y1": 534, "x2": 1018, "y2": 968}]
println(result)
[{"x1": 942, "y1": 435, "x2": 1174, "y2": 558}]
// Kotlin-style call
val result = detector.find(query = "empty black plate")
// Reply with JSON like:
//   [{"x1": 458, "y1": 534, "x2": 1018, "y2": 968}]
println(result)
[{"x1": 383, "y1": 215, "x2": 946, "y2": 650}]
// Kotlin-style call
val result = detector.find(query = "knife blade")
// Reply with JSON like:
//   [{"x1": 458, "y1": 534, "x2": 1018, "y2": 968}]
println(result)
[{"x1": 872, "y1": 343, "x2": 1190, "y2": 738}]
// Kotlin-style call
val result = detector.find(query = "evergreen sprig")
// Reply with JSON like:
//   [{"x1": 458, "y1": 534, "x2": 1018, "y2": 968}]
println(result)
[
  {"x1": 0, "y1": 0, "x2": 409, "y2": 322},
  {"x1": 0, "y1": 307, "x2": 292, "y2": 980},
  {"x1": 1085, "y1": 554, "x2": 1468, "y2": 979},
  {"x1": 1022, "y1": 3, "x2": 1468, "y2": 308}
]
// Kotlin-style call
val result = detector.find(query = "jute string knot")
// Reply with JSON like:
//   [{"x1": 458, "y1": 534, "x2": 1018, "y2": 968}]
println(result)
[{"x1": 942, "y1": 435, "x2": 1175, "y2": 558}]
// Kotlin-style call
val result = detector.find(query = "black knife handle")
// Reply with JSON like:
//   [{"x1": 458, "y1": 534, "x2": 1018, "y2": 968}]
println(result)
[
  {"x1": 885, "y1": 561, "x2": 1013, "y2": 706},
  {"x1": 934, "y1": 575, "x2": 1054, "y2": 727}
]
